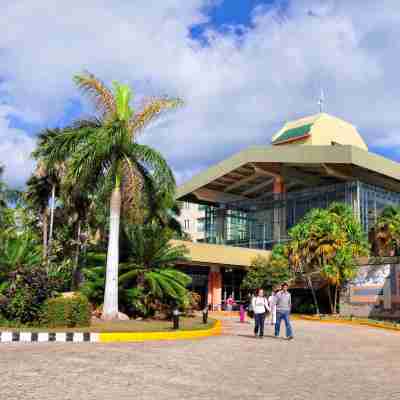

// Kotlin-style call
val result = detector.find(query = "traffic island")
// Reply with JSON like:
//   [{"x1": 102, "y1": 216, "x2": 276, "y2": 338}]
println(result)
[{"x1": 0, "y1": 318, "x2": 222, "y2": 343}]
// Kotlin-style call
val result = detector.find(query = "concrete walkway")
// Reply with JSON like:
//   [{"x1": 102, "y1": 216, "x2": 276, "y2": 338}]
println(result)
[{"x1": 1, "y1": 318, "x2": 399, "y2": 400}]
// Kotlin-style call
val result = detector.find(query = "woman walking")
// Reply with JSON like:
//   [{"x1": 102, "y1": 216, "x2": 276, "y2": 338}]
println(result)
[{"x1": 252, "y1": 289, "x2": 270, "y2": 338}]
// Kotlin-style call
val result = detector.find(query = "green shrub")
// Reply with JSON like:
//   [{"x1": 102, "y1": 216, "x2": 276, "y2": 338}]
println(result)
[
  {"x1": 41, "y1": 294, "x2": 91, "y2": 327},
  {"x1": 0, "y1": 266, "x2": 62, "y2": 324},
  {"x1": 296, "y1": 302, "x2": 317, "y2": 314}
]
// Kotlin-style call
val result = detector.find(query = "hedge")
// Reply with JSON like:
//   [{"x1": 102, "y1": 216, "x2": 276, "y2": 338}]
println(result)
[{"x1": 41, "y1": 294, "x2": 91, "y2": 328}]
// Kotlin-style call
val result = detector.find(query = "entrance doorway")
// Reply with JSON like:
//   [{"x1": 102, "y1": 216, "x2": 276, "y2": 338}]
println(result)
[
  {"x1": 222, "y1": 267, "x2": 246, "y2": 310},
  {"x1": 180, "y1": 265, "x2": 210, "y2": 309}
]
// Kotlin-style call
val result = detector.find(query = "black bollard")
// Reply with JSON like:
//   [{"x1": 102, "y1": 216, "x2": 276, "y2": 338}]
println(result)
[
  {"x1": 202, "y1": 307, "x2": 208, "y2": 324},
  {"x1": 172, "y1": 308, "x2": 180, "y2": 329}
]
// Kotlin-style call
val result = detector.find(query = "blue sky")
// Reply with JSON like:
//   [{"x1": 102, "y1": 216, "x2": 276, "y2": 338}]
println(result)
[{"x1": 1, "y1": 0, "x2": 400, "y2": 187}]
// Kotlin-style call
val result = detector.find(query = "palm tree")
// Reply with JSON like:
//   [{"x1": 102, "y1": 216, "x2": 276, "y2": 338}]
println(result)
[
  {"x1": 44, "y1": 73, "x2": 182, "y2": 319},
  {"x1": 60, "y1": 182, "x2": 92, "y2": 288},
  {"x1": 286, "y1": 203, "x2": 368, "y2": 314},
  {"x1": 32, "y1": 132, "x2": 68, "y2": 259},
  {"x1": 119, "y1": 223, "x2": 190, "y2": 316},
  {"x1": 25, "y1": 173, "x2": 52, "y2": 259}
]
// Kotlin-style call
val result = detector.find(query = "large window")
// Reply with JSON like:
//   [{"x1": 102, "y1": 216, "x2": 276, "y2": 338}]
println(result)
[
  {"x1": 358, "y1": 182, "x2": 400, "y2": 233},
  {"x1": 197, "y1": 217, "x2": 205, "y2": 232},
  {"x1": 203, "y1": 181, "x2": 400, "y2": 249}
]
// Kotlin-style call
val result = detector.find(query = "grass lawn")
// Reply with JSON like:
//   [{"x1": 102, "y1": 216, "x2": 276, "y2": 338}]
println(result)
[{"x1": 0, "y1": 317, "x2": 216, "y2": 333}]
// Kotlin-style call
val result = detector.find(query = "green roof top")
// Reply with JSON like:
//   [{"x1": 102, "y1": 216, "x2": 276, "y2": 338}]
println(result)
[{"x1": 272, "y1": 123, "x2": 313, "y2": 144}]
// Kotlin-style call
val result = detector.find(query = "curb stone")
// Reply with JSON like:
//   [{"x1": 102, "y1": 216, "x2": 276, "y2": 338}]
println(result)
[
  {"x1": 0, "y1": 320, "x2": 222, "y2": 343},
  {"x1": 0, "y1": 331, "x2": 98, "y2": 343}
]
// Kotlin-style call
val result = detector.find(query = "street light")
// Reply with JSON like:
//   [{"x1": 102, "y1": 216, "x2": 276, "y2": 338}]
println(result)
[
  {"x1": 172, "y1": 307, "x2": 180, "y2": 329},
  {"x1": 202, "y1": 306, "x2": 208, "y2": 324}
]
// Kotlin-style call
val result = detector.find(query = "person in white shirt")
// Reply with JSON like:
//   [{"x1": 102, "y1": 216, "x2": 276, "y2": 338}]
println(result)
[
  {"x1": 268, "y1": 290, "x2": 277, "y2": 326},
  {"x1": 251, "y1": 288, "x2": 270, "y2": 338}
]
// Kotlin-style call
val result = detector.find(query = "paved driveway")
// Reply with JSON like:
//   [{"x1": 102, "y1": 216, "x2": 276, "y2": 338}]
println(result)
[{"x1": 1, "y1": 319, "x2": 399, "y2": 400}]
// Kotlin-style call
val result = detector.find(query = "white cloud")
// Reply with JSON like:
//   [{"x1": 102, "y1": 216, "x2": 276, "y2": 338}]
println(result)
[
  {"x1": 0, "y1": 106, "x2": 36, "y2": 188},
  {"x1": 1, "y1": 0, "x2": 400, "y2": 187}
]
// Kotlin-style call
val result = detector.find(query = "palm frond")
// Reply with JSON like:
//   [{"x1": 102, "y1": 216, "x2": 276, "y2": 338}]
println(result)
[
  {"x1": 129, "y1": 97, "x2": 183, "y2": 137},
  {"x1": 128, "y1": 143, "x2": 175, "y2": 193},
  {"x1": 74, "y1": 72, "x2": 116, "y2": 118}
]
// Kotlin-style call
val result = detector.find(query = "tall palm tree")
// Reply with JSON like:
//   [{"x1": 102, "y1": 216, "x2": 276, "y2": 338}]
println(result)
[
  {"x1": 32, "y1": 132, "x2": 68, "y2": 259},
  {"x1": 25, "y1": 173, "x2": 52, "y2": 259},
  {"x1": 44, "y1": 73, "x2": 182, "y2": 319},
  {"x1": 60, "y1": 181, "x2": 92, "y2": 288}
]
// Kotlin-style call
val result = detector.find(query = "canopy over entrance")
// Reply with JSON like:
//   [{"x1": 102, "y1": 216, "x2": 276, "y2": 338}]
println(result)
[{"x1": 177, "y1": 144, "x2": 400, "y2": 205}]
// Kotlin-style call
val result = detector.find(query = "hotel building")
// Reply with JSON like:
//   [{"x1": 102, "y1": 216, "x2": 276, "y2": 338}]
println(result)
[{"x1": 175, "y1": 113, "x2": 400, "y2": 314}]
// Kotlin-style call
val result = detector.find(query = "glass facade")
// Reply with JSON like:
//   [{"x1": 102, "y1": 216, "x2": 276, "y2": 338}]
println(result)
[
  {"x1": 204, "y1": 181, "x2": 400, "y2": 249},
  {"x1": 197, "y1": 217, "x2": 205, "y2": 232}
]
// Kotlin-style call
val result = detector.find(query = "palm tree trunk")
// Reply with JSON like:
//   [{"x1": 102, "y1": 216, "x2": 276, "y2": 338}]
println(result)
[
  {"x1": 72, "y1": 220, "x2": 82, "y2": 290},
  {"x1": 48, "y1": 185, "x2": 56, "y2": 255},
  {"x1": 334, "y1": 283, "x2": 339, "y2": 314},
  {"x1": 42, "y1": 209, "x2": 48, "y2": 260},
  {"x1": 326, "y1": 283, "x2": 334, "y2": 314},
  {"x1": 307, "y1": 276, "x2": 320, "y2": 315},
  {"x1": 102, "y1": 182, "x2": 121, "y2": 320}
]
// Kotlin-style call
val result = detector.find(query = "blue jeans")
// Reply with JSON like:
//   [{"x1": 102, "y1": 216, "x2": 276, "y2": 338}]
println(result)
[
  {"x1": 275, "y1": 311, "x2": 293, "y2": 337},
  {"x1": 254, "y1": 312, "x2": 266, "y2": 336}
]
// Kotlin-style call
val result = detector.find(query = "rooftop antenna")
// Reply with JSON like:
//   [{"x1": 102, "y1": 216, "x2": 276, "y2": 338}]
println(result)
[{"x1": 318, "y1": 88, "x2": 325, "y2": 113}]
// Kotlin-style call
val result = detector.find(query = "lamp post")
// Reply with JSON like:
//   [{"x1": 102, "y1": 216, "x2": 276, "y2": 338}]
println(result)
[
  {"x1": 172, "y1": 307, "x2": 180, "y2": 329},
  {"x1": 202, "y1": 306, "x2": 208, "y2": 324}
]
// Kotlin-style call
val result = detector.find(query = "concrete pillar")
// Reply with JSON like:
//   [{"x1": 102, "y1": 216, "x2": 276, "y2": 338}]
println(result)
[
  {"x1": 273, "y1": 176, "x2": 286, "y2": 243},
  {"x1": 207, "y1": 266, "x2": 222, "y2": 310},
  {"x1": 273, "y1": 176, "x2": 285, "y2": 194}
]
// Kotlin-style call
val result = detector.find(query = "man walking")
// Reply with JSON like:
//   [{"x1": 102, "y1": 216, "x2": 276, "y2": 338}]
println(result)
[{"x1": 275, "y1": 283, "x2": 294, "y2": 340}]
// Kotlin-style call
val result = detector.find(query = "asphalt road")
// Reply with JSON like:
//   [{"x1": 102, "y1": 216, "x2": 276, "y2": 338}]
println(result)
[{"x1": 1, "y1": 319, "x2": 399, "y2": 400}]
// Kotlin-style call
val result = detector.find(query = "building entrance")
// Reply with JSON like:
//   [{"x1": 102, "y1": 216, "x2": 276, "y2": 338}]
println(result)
[
  {"x1": 180, "y1": 265, "x2": 210, "y2": 309},
  {"x1": 221, "y1": 267, "x2": 246, "y2": 310}
]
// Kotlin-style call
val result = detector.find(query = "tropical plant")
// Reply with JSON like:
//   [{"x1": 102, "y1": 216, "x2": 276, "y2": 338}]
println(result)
[
  {"x1": 118, "y1": 223, "x2": 191, "y2": 317},
  {"x1": 285, "y1": 202, "x2": 369, "y2": 313},
  {"x1": 80, "y1": 253, "x2": 107, "y2": 307},
  {"x1": 81, "y1": 224, "x2": 191, "y2": 318},
  {"x1": 0, "y1": 233, "x2": 42, "y2": 287},
  {"x1": 241, "y1": 244, "x2": 292, "y2": 293},
  {"x1": 373, "y1": 205, "x2": 400, "y2": 256},
  {"x1": 0, "y1": 265, "x2": 62, "y2": 324},
  {"x1": 146, "y1": 191, "x2": 184, "y2": 237},
  {"x1": 41, "y1": 73, "x2": 182, "y2": 319}
]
